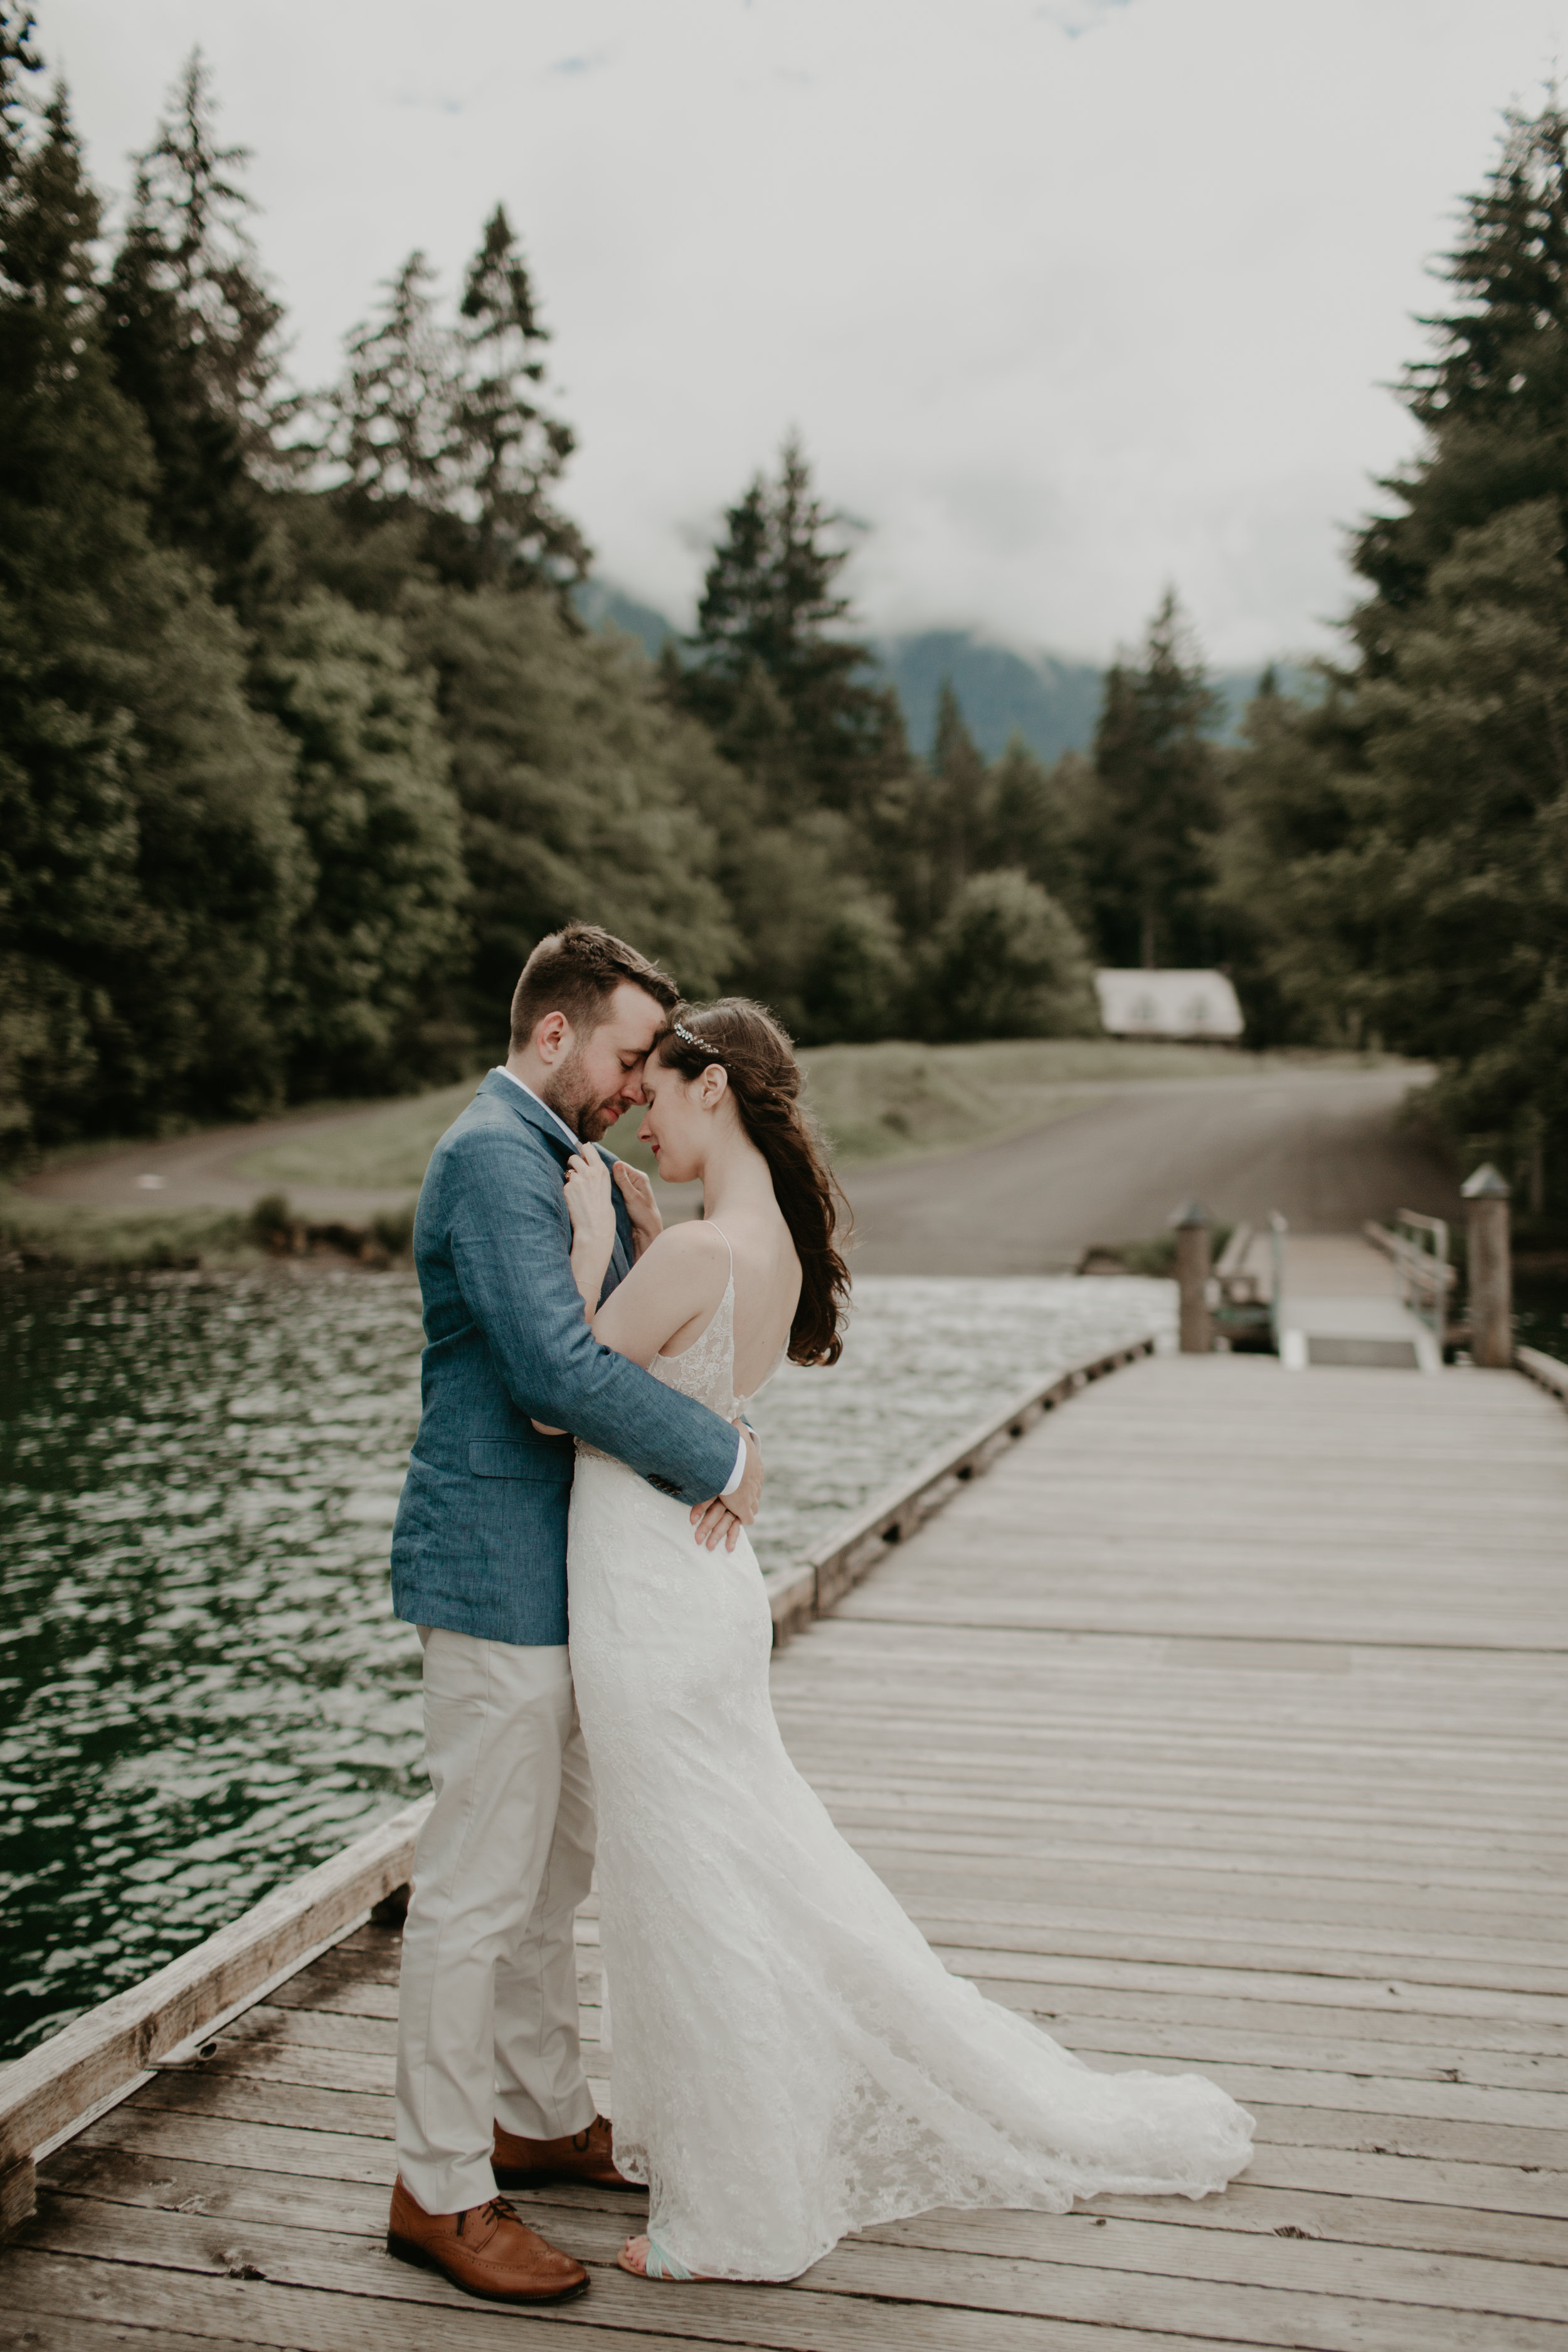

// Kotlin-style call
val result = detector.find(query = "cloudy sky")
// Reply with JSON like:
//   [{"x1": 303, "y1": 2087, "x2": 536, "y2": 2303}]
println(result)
[{"x1": 38, "y1": 0, "x2": 1568, "y2": 665}]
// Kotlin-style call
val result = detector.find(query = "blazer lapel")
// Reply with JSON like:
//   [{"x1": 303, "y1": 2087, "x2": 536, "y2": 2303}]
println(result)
[
  {"x1": 479, "y1": 1073, "x2": 635, "y2": 1291},
  {"x1": 479, "y1": 1069, "x2": 576, "y2": 1161}
]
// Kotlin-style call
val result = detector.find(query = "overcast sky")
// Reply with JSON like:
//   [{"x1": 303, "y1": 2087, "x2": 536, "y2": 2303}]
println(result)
[{"x1": 38, "y1": 0, "x2": 1568, "y2": 666}]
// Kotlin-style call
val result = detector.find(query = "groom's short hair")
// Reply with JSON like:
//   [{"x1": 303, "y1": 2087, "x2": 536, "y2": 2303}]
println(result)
[{"x1": 510, "y1": 921, "x2": 680, "y2": 1050}]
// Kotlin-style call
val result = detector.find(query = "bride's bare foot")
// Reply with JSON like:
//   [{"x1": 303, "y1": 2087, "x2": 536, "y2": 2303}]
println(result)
[{"x1": 617, "y1": 2233, "x2": 715, "y2": 2282}]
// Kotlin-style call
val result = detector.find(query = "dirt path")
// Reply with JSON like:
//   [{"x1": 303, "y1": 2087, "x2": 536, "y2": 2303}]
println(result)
[
  {"x1": 839, "y1": 1064, "x2": 1456, "y2": 1274},
  {"x1": 19, "y1": 1104, "x2": 418, "y2": 1223}
]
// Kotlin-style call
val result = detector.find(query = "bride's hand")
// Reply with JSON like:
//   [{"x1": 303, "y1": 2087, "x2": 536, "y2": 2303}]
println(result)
[
  {"x1": 563, "y1": 1151, "x2": 617, "y2": 1310},
  {"x1": 613, "y1": 1160, "x2": 662, "y2": 1258}
]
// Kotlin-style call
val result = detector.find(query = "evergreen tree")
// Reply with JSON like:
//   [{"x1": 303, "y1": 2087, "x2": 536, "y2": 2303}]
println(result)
[
  {"x1": 0, "y1": 65, "x2": 302, "y2": 1150},
  {"x1": 322, "y1": 209, "x2": 588, "y2": 599},
  {"x1": 408, "y1": 585, "x2": 734, "y2": 1044},
  {"x1": 447, "y1": 205, "x2": 589, "y2": 594},
  {"x1": 331, "y1": 250, "x2": 458, "y2": 511},
  {"x1": 254, "y1": 591, "x2": 470, "y2": 1096},
  {"x1": 680, "y1": 436, "x2": 905, "y2": 817},
  {"x1": 930, "y1": 679, "x2": 988, "y2": 889},
  {"x1": 1355, "y1": 101, "x2": 1568, "y2": 637},
  {"x1": 984, "y1": 737, "x2": 1094, "y2": 932},
  {"x1": 1085, "y1": 590, "x2": 1222, "y2": 968},
  {"x1": 866, "y1": 681, "x2": 990, "y2": 943},
  {"x1": 1206, "y1": 669, "x2": 1361, "y2": 1046},
  {"x1": 0, "y1": 6, "x2": 37, "y2": 183},
  {"x1": 103, "y1": 50, "x2": 289, "y2": 606},
  {"x1": 1347, "y1": 502, "x2": 1568, "y2": 1152},
  {"x1": 1312, "y1": 97, "x2": 1568, "y2": 1190}
]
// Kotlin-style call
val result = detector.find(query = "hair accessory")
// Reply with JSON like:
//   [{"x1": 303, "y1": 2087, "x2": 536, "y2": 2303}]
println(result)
[{"x1": 672, "y1": 1019, "x2": 719, "y2": 1057}]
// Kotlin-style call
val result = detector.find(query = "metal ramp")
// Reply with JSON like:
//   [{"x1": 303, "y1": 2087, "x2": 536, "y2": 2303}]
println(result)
[{"x1": 1217, "y1": 1224, "x2": 1448, "y2": 1372}]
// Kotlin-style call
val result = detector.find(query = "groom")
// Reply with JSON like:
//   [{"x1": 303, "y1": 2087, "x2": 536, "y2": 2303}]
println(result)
[{"x1": 386, "y1": 922, "x2": 762, "y2": 2304}]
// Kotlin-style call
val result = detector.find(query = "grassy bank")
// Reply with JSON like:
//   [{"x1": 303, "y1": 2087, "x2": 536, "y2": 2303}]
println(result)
[
  {"x1": 233, "y1": 1037, "x2": 1301, "y2": 1196},
  {"x1": 0, "y1": 1194, "x2": 262, "y2": 1273}
]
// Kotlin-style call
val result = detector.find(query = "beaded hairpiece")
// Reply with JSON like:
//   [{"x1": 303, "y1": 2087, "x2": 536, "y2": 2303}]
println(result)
[{"x1": 671, "y1": 1019, "x2": 719, "y2": 1058}]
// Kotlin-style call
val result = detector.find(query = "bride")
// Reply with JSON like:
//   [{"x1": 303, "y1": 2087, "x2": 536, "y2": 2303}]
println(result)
[{"x1": 557, "y1": 997, "x2": 1253, "y2": 2284}]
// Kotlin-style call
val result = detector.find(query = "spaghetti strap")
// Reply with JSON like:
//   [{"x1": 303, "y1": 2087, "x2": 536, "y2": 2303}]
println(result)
[{"x1": 706, "y1": 1222, "x2": 734, "y2": 1272}]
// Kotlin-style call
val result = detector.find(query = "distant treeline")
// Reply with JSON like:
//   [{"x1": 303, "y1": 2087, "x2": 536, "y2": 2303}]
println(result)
[{"x1": 1, "y1": 16, "x2": 1562, "y2": 1209}]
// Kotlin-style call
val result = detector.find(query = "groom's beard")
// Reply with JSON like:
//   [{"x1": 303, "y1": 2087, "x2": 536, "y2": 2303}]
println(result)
[{"x1": 539, "y1": 1052, "x2": 625, "y2": 1144}]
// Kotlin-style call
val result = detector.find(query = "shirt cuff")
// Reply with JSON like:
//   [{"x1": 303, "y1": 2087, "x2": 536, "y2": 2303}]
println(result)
[{"x1": 719, "y1": 1429, "x2": 749, "y2": 1498}]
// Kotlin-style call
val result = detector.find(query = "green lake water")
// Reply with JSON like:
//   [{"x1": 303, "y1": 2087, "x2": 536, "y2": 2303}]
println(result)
[{"x1": 0, "y1": 1268, "x2": 1172, "y2": 2060}]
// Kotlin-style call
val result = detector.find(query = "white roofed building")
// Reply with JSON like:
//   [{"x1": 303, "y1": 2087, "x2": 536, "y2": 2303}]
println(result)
[{"x1": 1094, "y1": 969, "x2": 1244, "y2": 1042}]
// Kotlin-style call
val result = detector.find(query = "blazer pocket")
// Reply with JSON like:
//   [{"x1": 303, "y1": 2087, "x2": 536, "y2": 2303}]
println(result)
[{"x1": 467, "y1": 1439, "x2": 571, "y2": 1481}]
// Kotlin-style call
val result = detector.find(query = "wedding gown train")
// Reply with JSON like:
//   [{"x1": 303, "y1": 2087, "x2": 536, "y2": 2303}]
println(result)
[{"x1": 566, "y1": 1246, "x2": 1253, "y2": 2281}]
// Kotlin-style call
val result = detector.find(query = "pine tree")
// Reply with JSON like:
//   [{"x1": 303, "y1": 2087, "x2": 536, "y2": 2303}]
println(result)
[
  {"x1": 984, "y1": 737, "x2": 1093, "y2": 932},
  {"x1": 447, "y1": 205, "x2": 588, "y2": 593},
  {"x1": 103, "y1": 50, "x2": 288, "y2": 605},
  {"x1": 1085, "y1": 590, "x2": 1222, "y2": 968},
  {"x1": 1206, "y1": 670, "x2": 1361, "y2": 1046},
  {"x1": 930, "y1": 681, "x2": 988, "y2": 889},
  {"x1": 255, "y1": 590, "x2": 470, "y2": 1094},
  {"x1": 681, "y1": 435, "x2": 905, "y2": 817},
  {"x1": 1354, "y1": 100, "x2": 1568, "y2": 640},
  {"x1": 0, "y1": 66, "x2": 302, "y2": 1150},
  {"x1": 0, "y1": 6, "x2": 38, "y2": 184},
  {"x1": 1315, "y1": 98, "x2": 1568, "y2": 1190},
  {"x1": 331, "y1": 250, "x2": 458, "y2": 511},
  {"x1": 409, "y1": 584, "x2": 734, "y2": 1039}
]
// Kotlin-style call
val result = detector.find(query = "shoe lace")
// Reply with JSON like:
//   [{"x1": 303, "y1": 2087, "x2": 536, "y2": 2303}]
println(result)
[{"x1": 458, "y1": 2195, "x2": 522, "y2": 2238}]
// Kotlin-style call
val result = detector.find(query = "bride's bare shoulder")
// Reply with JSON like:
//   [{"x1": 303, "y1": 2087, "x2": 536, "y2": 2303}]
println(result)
[{"x1": 638, "y1": 1221, "x2": 732, "y2": 1279}]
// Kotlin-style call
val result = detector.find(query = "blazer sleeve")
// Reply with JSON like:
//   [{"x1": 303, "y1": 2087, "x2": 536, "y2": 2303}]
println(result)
[{"x1": 446, "y1": 1126, "x2": 741, "y2": 1506}]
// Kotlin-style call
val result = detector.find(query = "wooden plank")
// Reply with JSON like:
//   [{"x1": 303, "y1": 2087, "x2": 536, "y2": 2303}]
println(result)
[
  {"x1": 1517, "y1": 1344, "x2": 1568, "y2": 1406},
  {"x1": 0, "y1": 2309, "x2": 274, "y2": 2352},
  {"x1": 800, "y1": 1338, "x2": 1156, "y2": 1615},
  {"x1": 37, "y1": 2149, "x2": 1568, "y2": 2327},
  {"x1": 42, "y1": 2140, "x2": 1568, "y2": 2274},
  {"x1": 4, "y1": 2220, "x2": 1253, "y2": 2352},
  {"x1": 69, "y1": 2091, "x2": 1568, "y2": 2227},
  {"x1": 16, "y1": 2188, "x2": 1568, "y2": 2351}
]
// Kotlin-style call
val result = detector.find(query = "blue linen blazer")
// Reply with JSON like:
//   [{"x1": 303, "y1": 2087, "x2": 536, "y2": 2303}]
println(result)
[{"x1": 389, "y1": 1071, "x2": 741, "y2": 1645}]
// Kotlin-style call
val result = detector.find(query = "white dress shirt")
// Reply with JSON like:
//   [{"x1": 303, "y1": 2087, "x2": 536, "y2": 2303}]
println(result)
[{"x1": 493, "y1": 1067, "x2": 747, "y2": 1500}]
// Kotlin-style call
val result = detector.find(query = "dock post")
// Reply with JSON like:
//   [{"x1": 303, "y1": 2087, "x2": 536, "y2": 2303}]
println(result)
[
  {"x1": 1171, "y1": 1200, "x2": 1213, "y2": 1353},
  {"x1": 1462, "y1": 1164, "x2": 1512, "y2": 1367}
]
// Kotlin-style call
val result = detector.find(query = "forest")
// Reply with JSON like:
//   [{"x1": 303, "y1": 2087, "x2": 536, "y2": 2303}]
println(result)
[{"x1": 1, "y1": 9, "x2": 1564, "y2": 1212}]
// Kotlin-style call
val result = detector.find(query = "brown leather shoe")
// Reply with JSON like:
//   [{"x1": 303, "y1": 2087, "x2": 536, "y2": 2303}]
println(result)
[
  {"x1": 386, "y1": 2176, "x2": 588, "y2": 2302},
  {"x1": 493, "y1": 2112, "x2": 640, "y2": 2192}
]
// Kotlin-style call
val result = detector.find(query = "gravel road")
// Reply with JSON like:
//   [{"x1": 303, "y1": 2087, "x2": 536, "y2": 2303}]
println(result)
[{"x1": 838, "y1": 1064, "x2": 1457, "y2": 1274}]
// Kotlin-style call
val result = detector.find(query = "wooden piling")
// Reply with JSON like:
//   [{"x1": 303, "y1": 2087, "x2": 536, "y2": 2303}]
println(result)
[
  {"x1": 1461, "y1": 1162, "x2": 1512, "y2": 1368},
  {"x1": 1171, "y1": 1199, "x2": 1212, "y2": 1353}
]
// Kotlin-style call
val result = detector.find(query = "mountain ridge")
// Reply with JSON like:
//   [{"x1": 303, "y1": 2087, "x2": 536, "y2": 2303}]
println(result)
[{"x1": 574, "y1": 581, "x2": 1294, "y2": 760}]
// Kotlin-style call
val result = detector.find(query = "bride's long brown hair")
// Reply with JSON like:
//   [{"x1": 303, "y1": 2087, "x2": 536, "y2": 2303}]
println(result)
[{"x1": 654, "y1": 997, "x2": 850, "y2": 1367}]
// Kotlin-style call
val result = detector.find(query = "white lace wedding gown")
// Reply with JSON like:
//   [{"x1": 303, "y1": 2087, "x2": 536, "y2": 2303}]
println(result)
[{"x1": 567, "y1": 1241, "x2": 1254, "y2": 2280}]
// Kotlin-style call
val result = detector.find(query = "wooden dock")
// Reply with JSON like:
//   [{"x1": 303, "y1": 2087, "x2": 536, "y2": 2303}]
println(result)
[{"x1": 3, "y1": 1346, "x2": 1567, "y2": 2349}]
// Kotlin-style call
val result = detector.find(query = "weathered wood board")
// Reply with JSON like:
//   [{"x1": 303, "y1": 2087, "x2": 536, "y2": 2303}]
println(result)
[{"x1": 3, "y1": 1349, "x2": 1565, "y2": 2348}]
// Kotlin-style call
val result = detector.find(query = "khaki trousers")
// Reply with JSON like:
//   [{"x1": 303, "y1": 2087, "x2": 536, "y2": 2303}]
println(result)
[{"x1": 393, "y1": 1629, "x2": 598, "y2": 2215}]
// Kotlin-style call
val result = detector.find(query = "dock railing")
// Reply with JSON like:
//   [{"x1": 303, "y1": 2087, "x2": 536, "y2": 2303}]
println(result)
[
  {"x1": 1, "y1": 1328, "x2": 1160, "y2": 2235},
  {"x1": 1364, "y1": 1209, "x2": 1455, "y2": 1340}
]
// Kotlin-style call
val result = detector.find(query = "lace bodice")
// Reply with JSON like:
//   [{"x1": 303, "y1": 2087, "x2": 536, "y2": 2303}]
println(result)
[{"x1": 649, "y1": 1228, "x2": 786, "y2": 1422}]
